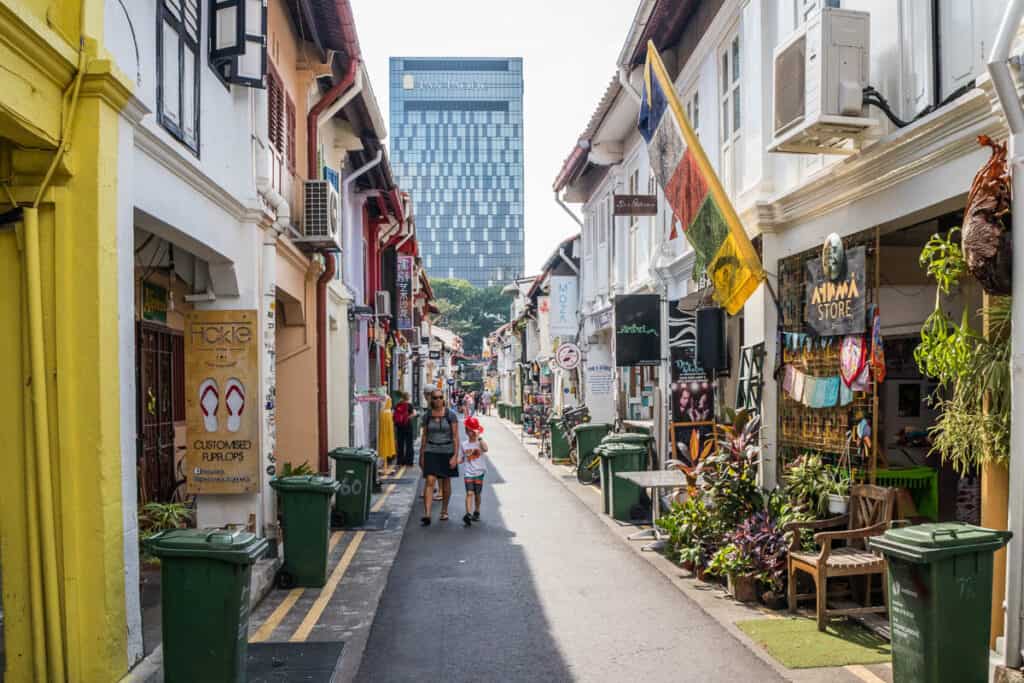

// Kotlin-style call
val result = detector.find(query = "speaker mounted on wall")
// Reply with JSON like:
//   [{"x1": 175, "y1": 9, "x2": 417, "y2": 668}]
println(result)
[{"x1": 696, "y1": 306, "x2": 728, "y2": 375}]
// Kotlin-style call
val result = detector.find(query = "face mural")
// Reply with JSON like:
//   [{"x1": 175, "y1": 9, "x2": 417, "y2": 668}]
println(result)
[{"x1": 821, "y1": 232, "x2": 846, "y2": 282}]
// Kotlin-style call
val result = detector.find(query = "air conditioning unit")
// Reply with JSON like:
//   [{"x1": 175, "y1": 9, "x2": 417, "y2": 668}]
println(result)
[
  {"x1": 298, "y1": 180, "x2": 340, "y2": 249},
  {"x1": 374, "y1": 290, "x2": 391, "y2": 318},
  {"x1": 769, "y1": 7, "x2": 875, "y2": 155}
]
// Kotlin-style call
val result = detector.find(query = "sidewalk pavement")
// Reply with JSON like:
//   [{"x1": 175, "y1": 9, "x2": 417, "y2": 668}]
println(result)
[
  {"x1": 121, "y1": 464, "x2": 421, "y2": 683},
  {"x1": 494, "y1": 417, "x2": 894, "y2": 683}
]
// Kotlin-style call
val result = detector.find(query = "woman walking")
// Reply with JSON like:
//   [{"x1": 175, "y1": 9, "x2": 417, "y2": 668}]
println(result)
[{"x1": 419, "y1": 390, "x2": 460, "y2": 525}]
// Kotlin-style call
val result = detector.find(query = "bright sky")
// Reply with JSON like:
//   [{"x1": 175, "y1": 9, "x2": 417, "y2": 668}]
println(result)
[{"x1": 350, "y1": 0, "x2": 640, "y2": 277}]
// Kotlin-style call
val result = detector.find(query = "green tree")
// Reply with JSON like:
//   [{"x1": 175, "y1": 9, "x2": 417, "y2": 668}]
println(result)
[{"x1": 430, "y1": 278, "x2": 509, "y2": 355}]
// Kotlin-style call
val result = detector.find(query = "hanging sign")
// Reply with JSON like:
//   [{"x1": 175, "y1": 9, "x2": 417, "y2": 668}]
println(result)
[
  {"x1": 549, "y1": 275, "x2": 578, "y2": 336},
  {"x1": 142, "y1": 282, "x2": 169, "y2": 322},
  {"x1": 185, "y1": 310, "x2": 259, "y2": 494},
  {"x1": 805, "y1": 236, "x2": 866, "y2": 336},
  {"x1": 615, "y1": 294, "x2": 661, "y2": 366},
  {"x1": 555, "y1": 342, "x2": 581, "y2": 370},
  {"x1": 396, "y1": 255, "x2": 414, "y2": 330},
  {"x1": 613, "y1": 194, "x2": 658, "y2": 216}
]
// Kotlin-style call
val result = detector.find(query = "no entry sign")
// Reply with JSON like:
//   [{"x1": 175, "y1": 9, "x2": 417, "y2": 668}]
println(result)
[{"x1": 556, "y1": 342, "x2": 581, "y2": 370}]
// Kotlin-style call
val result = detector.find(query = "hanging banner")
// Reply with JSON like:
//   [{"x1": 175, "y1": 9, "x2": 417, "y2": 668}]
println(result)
[
  {"x1": 396, "y1": 255, "x2": 415, "y2": 330},
  {"x1": 668, "y1": 302, "x2": 715, "y2": 465},
  {"x1": 549, "y1": 275, "x2": 578, "y2": 337},
  {"x1": 805, "y1": 237, "x2": 866, "y2": 336},
  {"x1": 615, "y1": 294, "x2": 661, "y2": 366},
  {"x1": 185, "y1": 310, "x2": 260, "y2": 494}
]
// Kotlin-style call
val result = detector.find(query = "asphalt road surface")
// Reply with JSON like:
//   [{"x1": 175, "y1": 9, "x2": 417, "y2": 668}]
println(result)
[{"x1": 355, "y1": 415, "x2": 780, "y2": 682}]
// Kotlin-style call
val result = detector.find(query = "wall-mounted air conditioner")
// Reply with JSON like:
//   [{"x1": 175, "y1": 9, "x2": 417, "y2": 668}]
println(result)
[
  {"x1": 298, "y1": 180, "x2": 340, "y2": 249},
  {"x1": 769, "y1": 7, "x2": 875, "y2": 155},
  {"x1": 374, "y1": 290, "x2": 391, "y2": 318}
]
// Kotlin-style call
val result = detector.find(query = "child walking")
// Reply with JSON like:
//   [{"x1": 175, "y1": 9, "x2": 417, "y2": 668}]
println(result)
[{"x1": 460, "y1": 417, "x2": 488, "y2": 527}]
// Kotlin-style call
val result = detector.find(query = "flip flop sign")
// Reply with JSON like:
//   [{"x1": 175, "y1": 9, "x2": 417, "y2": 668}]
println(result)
[{"x1": 185, "y1": 310, "x2": 259, "y2": 494}]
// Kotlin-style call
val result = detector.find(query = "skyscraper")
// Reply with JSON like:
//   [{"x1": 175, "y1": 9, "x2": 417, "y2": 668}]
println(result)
[{"x1": 389, "y1": 57, "x2": 524, "y2": 287}]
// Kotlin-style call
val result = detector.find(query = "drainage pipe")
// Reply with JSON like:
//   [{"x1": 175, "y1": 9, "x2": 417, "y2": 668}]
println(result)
[
  {"x1": 988, "y1": 0, "x2": 1024, "y2": 667},
  {"x1": 554, "y1": 190, "x2": 583, "y2": 228}
]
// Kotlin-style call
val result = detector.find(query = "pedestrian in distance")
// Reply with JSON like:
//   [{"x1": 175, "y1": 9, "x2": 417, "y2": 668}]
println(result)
[
  {"x1": 419, "y1": 390, "x2": 460, "y2": 525},
  {"x1": 460, "y1": 416, "x2": 489, "y2": 526},
  {"x1": 393, "y1": 392, "x2": 416, "y2": 467},
  {"x1": 481, "y1": 389, "x2": 492, "y2": 415}
]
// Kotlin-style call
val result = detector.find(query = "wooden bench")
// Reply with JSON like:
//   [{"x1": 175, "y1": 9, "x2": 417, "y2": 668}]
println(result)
[{"x1": 784, "y1": 484, "x2": 897, "y2": 631}]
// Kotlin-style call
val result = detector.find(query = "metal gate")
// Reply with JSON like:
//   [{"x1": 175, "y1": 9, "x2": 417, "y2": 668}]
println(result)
[{"x1": 136, "y1": 322, "x2": 182, "y2": 503}]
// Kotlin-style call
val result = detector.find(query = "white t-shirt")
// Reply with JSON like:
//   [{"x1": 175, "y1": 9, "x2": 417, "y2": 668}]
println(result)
[
  {"x1": 455, "y1": 411, "x2": 469, "y2": 445},
  {"x1": 461, "y1": 439, "x2": 487, "y2": 478}
]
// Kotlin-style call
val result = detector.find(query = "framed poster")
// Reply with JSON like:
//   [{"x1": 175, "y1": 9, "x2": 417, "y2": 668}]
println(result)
[
  {"x1": 396, "y1": 255, "x2": 414, "y2": 330},
  {"x1": 185, "y1": 309, "x2": 260, "y2": 494},
  {"x1": 615, "y1": 294, "x2": 661, "y2": 366}
]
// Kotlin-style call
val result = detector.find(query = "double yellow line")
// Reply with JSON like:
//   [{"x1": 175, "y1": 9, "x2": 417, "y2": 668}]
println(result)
[{"x1": 250, "y1": 466, "x2": 407, "y2": 643}]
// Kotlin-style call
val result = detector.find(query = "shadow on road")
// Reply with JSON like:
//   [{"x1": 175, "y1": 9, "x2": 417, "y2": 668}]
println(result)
[{"x1": 355, "y1": 454, "x2": 573, "y2": 682}]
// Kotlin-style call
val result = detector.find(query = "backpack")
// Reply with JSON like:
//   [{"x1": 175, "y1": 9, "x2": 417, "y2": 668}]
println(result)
[{"x1": 394, "y1": 402, "x2": 411, "y2": 428}]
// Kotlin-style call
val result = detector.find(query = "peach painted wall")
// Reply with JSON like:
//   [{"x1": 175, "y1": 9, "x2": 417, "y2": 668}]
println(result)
[{"x1": 275, "y1": 238, "x2": 320, "y2": 471}]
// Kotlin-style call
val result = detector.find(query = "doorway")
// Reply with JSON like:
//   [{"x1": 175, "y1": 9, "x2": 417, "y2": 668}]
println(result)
[{"x1": 135, "y1": 322, "x2": 183, "y2": 504}]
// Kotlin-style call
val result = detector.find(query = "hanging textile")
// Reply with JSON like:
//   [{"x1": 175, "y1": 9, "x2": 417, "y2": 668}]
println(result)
[
  {"x1": 839, "y1": 335, "x2": 867, "y2": 387},
  {"x1": 870, "y1": 308, "x2": 886, "y2": 383}
]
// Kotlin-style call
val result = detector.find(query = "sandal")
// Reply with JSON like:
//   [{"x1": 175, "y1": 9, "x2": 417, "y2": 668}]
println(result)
[
  {"x1": 433, "y1": 494, "x2": 443, "y2": 501},
  {"x1": 440, "y1": 513, "x2": 449, "y2": 521},
  {"x1": 420, "y1": 517, "x2": 431, "y2": 526}
]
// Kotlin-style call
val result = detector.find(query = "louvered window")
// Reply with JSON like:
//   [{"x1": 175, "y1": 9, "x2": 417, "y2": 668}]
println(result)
[
  {"x1": 285, "y1": 97, "x2": 296, "y2": 172},
  {"x1": 267, "y1": 64, "x2": 295, "y2": 171},
  {"x1": 157, "y1": 0, "x2": 200, "y2": 154}
]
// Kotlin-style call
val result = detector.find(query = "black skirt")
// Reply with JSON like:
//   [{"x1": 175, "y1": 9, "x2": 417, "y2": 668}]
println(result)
[{"x1": 422, "y1": 451, "x2": 457, "y2": 479}]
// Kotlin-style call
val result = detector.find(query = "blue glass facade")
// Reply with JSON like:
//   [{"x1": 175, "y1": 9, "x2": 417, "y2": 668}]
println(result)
[{"x1": 389, "y1": 57, "x2": 524, "y2": 287}]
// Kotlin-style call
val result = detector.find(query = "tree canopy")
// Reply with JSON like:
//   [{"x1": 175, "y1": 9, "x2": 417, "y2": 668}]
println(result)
[{"x1": 429, "y1": 278, "x2": 509, "y2": 355}]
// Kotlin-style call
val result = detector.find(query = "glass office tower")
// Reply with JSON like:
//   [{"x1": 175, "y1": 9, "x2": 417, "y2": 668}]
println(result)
[{"x1": 389, "y1": 57, "x2": 524, "y2": 287}]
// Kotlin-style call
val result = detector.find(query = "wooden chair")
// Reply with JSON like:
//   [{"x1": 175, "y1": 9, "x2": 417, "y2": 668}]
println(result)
[{"x1": 784, "y1": 484, "x2": 897, "y2": 631}]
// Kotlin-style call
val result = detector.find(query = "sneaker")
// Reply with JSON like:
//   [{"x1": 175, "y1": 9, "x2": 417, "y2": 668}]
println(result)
[
  {"x1": 462, "y1": 514, "x2": 472, "y2": 527},
  {"x1": 472, "y1": 511, "x2": 480, "y2": 521},
  {"x1": 420, "y1": 517, "x2": 431, "y2": 527}
]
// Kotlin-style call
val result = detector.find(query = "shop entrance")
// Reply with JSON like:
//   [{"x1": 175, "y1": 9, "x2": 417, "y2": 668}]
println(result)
[{"x1": 136, "y1": 322, "x2": 184, "y2": 503}]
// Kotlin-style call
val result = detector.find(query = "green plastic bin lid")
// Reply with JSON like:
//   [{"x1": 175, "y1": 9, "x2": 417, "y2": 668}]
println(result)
[
  {"x1": 598, "y1": 443, "x2": 646, "y2": 456},
  {"x1": 600, "y1": 432, "x2": 652, "y2": 444},
  {"x1": 574, "y1": 423, "x2": 610, "y2": 434},
  {"x1": 145, "y1": 528, "x2": 268, "y2": 564},
  {"x1": 868, "y1": 522, "x2": 1012, "y2": 563},
  {"x1": 328, "y1": 448, "x2": 376, "y2": 462},
  {"x1": 270, "y1": 475, "x2": 342, "y2": 493}
]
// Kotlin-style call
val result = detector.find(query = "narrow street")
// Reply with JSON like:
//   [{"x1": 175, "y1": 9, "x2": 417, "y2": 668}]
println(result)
[{"x1": 355, "y1": 416, "x2": 779, "y2": 682}]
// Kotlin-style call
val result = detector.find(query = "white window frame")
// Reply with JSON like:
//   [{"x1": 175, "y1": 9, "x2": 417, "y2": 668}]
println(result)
[
  {"x1": 719, "y1": 29, "x2": 742, "y2": 198},
  {"x1": 684, "y1": 87, "x2": 700, "y2": 137}
]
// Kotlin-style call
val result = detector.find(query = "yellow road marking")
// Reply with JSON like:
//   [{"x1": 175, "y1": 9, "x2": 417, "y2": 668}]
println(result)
[
  {"x1": 844, "y1": 664, "x2": 888, "y2": 683},
  {"x1": 290, "y1": 531, "x2": 366, "y2": 642},
  {"x1": 370, "y1": 466, "x2": 406, "y2": 513},
  {"x1": 249, "y1": 531, "x2": 344, "y2": 643}
]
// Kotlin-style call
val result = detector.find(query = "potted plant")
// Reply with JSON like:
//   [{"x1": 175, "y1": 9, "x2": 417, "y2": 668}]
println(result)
[
  {"x1": 707, "y1": 543, "x2": 758, "y2": 603},
  {"x1": 784, "y1": 454, "x2": 831, "y2": 517},
  {"x1": 733, "y1": 510, "x2": 790, "y2": 608},
  {"x1": 826, "y1": 465, "x2": 852, "y2": 514}
]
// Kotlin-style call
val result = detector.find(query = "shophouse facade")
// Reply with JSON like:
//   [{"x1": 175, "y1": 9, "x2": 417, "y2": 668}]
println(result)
[{"x1": 547, "y1": 0, "x2": 1020, "y2": 661}]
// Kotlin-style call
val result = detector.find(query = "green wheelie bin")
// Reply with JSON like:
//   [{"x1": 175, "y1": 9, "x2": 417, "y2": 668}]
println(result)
[
  {"x1": 328, "y1": 448, "x2": 376, "y2": 527},
  {"x1": 597, "y1": 433, "x2": 652, "y2": 514},
  {"x1": 548, "y1": 416, "x2": 570, "y2": 462},
  {"x1": 270, "y1": 475, "x2": 340, "y2": 588},
  {"x1": 146, "y1": 529, "x2": 268, "y2": 683},
  {"x1": 573, "y1": 423, "x2": 610, "y2": 485},
  {"x1": 602, "y1": 443, "x2": 647, "y2": 522},
  {"x1": 869, "y1": 522, "x2": 1012, "y2": 683}
]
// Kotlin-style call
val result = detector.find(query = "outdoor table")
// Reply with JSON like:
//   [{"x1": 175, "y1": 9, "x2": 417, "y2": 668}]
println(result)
[{"x1": 615, "y1": 469, "x2": 688, "y2": 551}]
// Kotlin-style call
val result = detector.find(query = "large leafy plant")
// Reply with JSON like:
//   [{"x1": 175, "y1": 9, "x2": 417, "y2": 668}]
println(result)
[
  {"x1": 699, "y1": 410, "x2": 763, "y2": 526},
  {"x1": 732, "y1": 512, "x2": 788, "y2": 592},
  {"x1": 916, "y1": 225, "x2": 1010, "y2": 472}
]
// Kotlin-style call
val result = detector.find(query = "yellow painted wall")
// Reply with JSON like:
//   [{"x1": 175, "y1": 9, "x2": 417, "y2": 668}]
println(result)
[
  {"x1": 0, "y1": 1, "x2": 133, "y2": 679},
  {"x1": 275, "y1": 238, "x2": 320, "y2": 472}
]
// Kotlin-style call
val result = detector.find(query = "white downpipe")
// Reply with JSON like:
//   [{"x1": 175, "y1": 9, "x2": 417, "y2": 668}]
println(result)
[
  {"x1": 554, "y1": 190, "x2": 583, "y2": 228},
  {"x1": 341, "y1": 150, "x2": 383, "y2": 287},
  {"x1": 619, "y1": 66, "x2": 642, "y2": 105},
  {"x1": 558, "y1": 246, "x2": 580, "y2": 276},
  {"x1": 988, "y1": 0, "x2": 1024, "y2": 668}
]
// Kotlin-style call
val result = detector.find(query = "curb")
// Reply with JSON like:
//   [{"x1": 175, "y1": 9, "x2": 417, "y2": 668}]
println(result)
[{"x1": 492, "y1": 417, "x2": 891, "y2": 683}]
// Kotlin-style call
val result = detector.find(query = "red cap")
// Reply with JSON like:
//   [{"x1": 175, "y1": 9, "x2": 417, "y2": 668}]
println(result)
[{"x1": 464, "y1": 417, "x2": 483, "y2": 434}]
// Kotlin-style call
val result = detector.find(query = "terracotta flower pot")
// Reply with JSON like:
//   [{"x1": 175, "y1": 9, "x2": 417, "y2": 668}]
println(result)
[
  {"x1": 761, "y1": 589, "x2": 786, "y2": 610},
  {"x1": 727, "y1": 572, "x2": 759, "y2": 603}
]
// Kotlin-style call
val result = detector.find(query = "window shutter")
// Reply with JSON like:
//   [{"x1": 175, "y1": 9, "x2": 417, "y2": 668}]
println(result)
[
  {"x1": 286, "y1": 95, "x2": 296, "y2": 172},
  {"x1": 267, "y1": 68, "x2": 282, "y2": 151}
]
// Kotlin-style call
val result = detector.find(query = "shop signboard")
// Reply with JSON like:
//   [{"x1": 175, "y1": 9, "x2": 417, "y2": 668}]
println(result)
[
  {"x1": 805, "y1": 237, "x2": 867, "y2": 336},
  {"x1": 613, "y1": 194, "x2": 658, "y2": 216},
  {"x1": 549, "y1": 276, "x2": 578, "y2": 336},
  {"x1": 184, "y1": 309, "x2": 259, "y2": 494},
  {"x1": 142, "y1": 282, "x2": 168, "y2": 322},
  {"x1": 615, "y1": 294, "x2": 661, "y2": 366},
  {"x1": 396, "y1": 255, "x2": 414, "y2": 330}
]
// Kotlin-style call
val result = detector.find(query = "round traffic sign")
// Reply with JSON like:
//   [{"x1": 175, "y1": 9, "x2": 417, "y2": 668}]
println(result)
[{"x1": 556, "y1": 342, "x2": 581, "y2": 370}]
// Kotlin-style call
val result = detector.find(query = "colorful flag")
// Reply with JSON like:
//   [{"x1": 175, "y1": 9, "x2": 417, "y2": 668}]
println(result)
[{"x1": 638, "y1": 41, "x2": 764, "y2": 315}]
